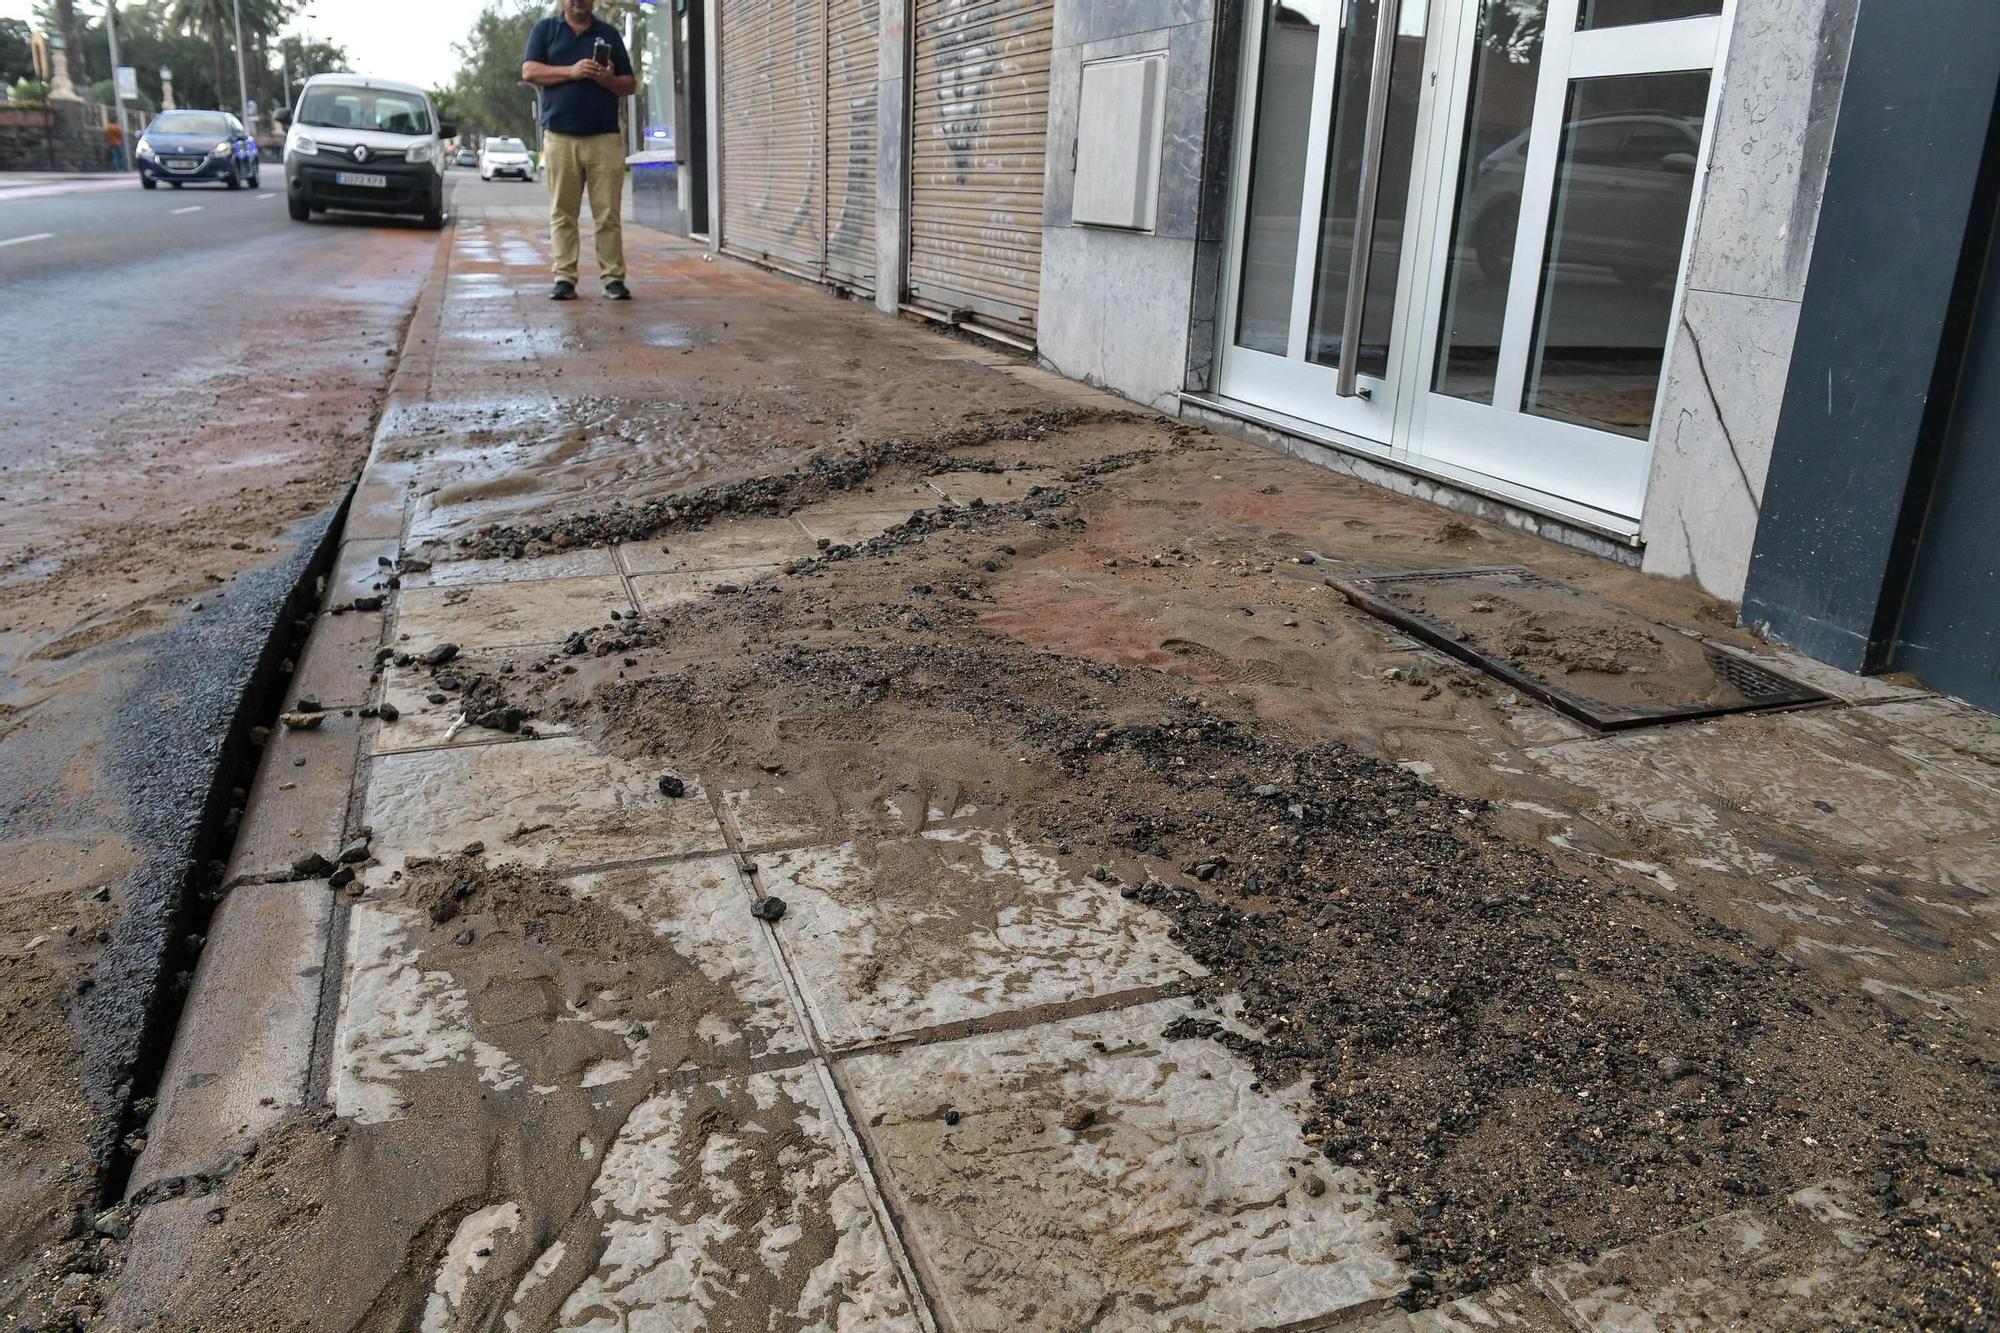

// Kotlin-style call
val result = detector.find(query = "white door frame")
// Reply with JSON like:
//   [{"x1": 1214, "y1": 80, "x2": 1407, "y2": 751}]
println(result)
[{"x1": 1214, "y1": 0, "x2": 1734, "y2": 529}]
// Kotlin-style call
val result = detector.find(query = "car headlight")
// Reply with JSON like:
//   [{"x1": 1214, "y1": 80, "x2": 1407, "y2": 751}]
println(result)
[
  {"x1": 212, "y1": 142, "x2": 233, "y2": 156},
  {"x1": 406, "y1": 143, "x2": 434, "y2": 164},
  {"x1": 136, "y1": 138, "x2": 155, "y2": 159},
  {"x1": 289, "y1": 133, "x2": 318, "y2": 157}
]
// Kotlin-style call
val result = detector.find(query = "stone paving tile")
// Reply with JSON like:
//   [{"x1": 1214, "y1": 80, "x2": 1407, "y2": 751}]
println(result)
[
  {"x1": 224, "y1": 714, "x2": 364, "y2": 885},
  {"x1": 923, "y1": 468, "x2": 1056, "y2": 506},
  {"x1": 840, "y1": 998, "x2": 1403, "y2": 1330},
  {"x1": 392, "y1": 574, "x2": 634, "y2": 651},
  {"x1": 723, "y1": 778, "x2": 982, "y2": 851},
  {"x1": 1824, "y1": 696, "x2": 2000, "y2": 796},
  {"x1": 757, "y1": 828, "x2": 1201, "y2": 1047},
  {"x1": 371, "y1": 659, "x2": 573, "y2": 755},
  {"x1": 569, "y1": 857, "x2": 810, "y2": 1063},
  {"x1": 399, "y1": 546, "x2": 619, "y2": 590},
  {"x1": 792, "y1": 509, "x2": 915, "y2": 549},
  {"x1": 346, "y1": 466, "x2": 415, "y2": 542},
  {"x1": 509, "y1": 1063, "x2": 925, "y2": 1332},
  {"x1": 361, "y1": 736, "x2": 726, "y2": 879},
  {"x1": 331, "y1": 857, "x2": 808, "y2": 1125},
  {"x1": 629, "y1": 565, "x2": 783, "y2": 614},
  {"x1": 616, "y1": 516, "x2": 819, "y2": 575}
]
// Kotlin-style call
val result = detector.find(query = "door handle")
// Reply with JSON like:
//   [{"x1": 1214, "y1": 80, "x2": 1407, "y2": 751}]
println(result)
[{"x1": 1337, "y1": 0, "x2": 1404, "y2": 400}]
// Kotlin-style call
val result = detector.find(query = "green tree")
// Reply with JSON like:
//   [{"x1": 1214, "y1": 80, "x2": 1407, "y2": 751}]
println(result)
[{"x1": 0, "y1": 19, "x2": 34, "y2": 86}]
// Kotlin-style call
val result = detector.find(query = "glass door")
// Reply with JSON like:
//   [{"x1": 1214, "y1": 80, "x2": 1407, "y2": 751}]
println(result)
[
  {"x1": 1217, "y1": 0, "x2": 1441, "y2": 441},
  {"x1": 1218, "y1": 0, "x2": 1728, "y2": 530},
  {"x1": 1410, "y1": 0, "x2": 1725, "y2": 522}
]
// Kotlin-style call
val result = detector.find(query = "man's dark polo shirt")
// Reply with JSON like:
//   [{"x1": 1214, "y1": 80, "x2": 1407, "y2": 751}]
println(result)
[{"x1": 525, "y1": 16, "x2": 633, "y2": 137}]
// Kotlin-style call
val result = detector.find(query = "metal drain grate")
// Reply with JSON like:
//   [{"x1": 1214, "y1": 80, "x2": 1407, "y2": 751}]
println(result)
[{"x1": 1335, "y1": 565, "x2": 1830, "y2": 731}]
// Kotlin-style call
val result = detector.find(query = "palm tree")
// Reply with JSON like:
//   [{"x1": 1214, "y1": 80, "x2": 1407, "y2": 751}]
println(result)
[{"x1": 166, "y1": 0, "x2": 293, "y2": 111}]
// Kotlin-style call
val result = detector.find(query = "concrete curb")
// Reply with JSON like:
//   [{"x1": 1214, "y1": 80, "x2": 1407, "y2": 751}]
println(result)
[{"x1": 112, "y1": 226, "x2": 452, "y2": 1212}]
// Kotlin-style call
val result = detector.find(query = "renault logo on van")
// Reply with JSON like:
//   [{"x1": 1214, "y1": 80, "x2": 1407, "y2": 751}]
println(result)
[{"x1": 351, "y1": 144, "x2": 370, "y2": 164}]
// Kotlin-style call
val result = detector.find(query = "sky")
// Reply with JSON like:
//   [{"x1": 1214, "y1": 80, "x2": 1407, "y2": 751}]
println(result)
[{"x1": 1, "y1": 0, "x2": 500, "y2": 92}]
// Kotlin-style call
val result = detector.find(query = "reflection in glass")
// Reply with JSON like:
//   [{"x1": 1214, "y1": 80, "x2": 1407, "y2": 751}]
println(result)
[
  {"x1": 1305, "y1": 0, "x2": 1430, "y2": 378},
  {"x1": 1432, "y1": 0, "x2": 1546, "y2": 404},
  {"x1": 1524, "y1": 71, "x2": 1709, "y2": 437},
  {"x1": 1576, "y1": 0, "x2": 1721, "y2": 28},
  {"x1": 1234, "y1": 2, "x2": 1324, "y2": 355}
]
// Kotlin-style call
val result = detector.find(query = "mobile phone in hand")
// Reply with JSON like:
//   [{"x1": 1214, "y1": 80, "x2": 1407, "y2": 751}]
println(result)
[{"x1": 593, "y1": 38, "x2": 612, "y2": 68}]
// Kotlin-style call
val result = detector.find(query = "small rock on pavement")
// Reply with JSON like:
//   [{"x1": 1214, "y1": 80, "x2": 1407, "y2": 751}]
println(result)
[
  {"x1": 1060, "y1": 1106, "x2": 1097, "y2": 1133},
  {"x1": 1301, "y1": 1173, "x2": 1327, "y2": 1198},
  {"x1": 93, "y1": 1207, "x2": 133, "y2": 1240},
  {"x1": 337, "y1": 839, "x2": 371, "y2": 865},
  {"x1": 751, "y1": 896, "x2": 787, "y2": 923},
  {"x1": 657, "y1": 775, "x2": 687, "y2": 799},
  {"x1": 279, "y1": 711, "x2": 327, "y2": 731},
  {"x1": 422, "y1": 643, "x2": 460, "y2": 667},
  {"x1": 378, "y1": 702, "x2": 401, "y2": 723},
  {"x1": 291, "y1": 852, "x2": 335, "y2": 879}
]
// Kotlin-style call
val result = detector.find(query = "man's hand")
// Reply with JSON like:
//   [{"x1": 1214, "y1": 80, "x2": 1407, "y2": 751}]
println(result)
[{"x1": 569, "y1": 58, "x2": 608, "y2": 82}]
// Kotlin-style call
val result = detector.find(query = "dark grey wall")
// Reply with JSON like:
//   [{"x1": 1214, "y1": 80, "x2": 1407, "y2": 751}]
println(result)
[{"x1": 1741, "y1": 0, "x2": 2000, "y2": 671}]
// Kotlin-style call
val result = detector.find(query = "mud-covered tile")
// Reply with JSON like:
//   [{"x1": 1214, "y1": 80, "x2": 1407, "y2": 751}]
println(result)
[
  {"x1": 399, "y1": 546, "x2": 619, "y2": 590},
  {"x1": 570, "y1": 857, "x2": 810, "y2": 1061},
  {"x1": 508, "y1": 1064, "x2": 924, "y2": 1331},
  {"x1": 629, "y1": 565, "x2": 783, "y2": 613},
  {"x1": 392, "y1": 575, "x2": 633, "y2": 651},
  {"x1": 361, "y1": 736, "x2": 726, "y2": 877},
  {"x1": 840, "y1": 998, "x2": 1404, "y2": 1328},
  {"x1": 371, "y1": 660, "x2": 573, "y2": 755},
  {"x1": 1826, "y1": 697, "x2": 2000, "y2": 796},
  {"x1": 723, "y1": 776, "x2": 981, "y2": 851},
  {"x1": 924, "y1": 468, "x2": 1056, "y2": 506},
  {"x1": 793, "y1": 509, "x2": 916, "y2": 548},
  {"x1": 332, "y1": 858, "x2": 806, "y2": 1124},
  {"x1": 617, "y1": 517, "x2": 818, "y2": 575},
  {"x1": 758, "y1": 828, "x2": 1201, "y2": 1046}
]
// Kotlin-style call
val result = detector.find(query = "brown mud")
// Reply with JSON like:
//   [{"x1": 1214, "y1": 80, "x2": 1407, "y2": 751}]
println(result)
[{"x1": 433, "y1": 411, "x2": 1998, "y2": 1327}]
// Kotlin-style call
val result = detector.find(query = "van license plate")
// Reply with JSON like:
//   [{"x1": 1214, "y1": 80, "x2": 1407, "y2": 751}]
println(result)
[{"x1": 335, "y1": 171, "x2": 387, "y2": 188}]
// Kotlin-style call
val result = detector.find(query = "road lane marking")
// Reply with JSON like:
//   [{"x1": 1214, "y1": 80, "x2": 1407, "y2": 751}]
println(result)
[
  {"x1": 0, "y1": 232, "x2": 54, "y2": 248},
  {"x1": 257, "y1": 193, "x2": 275, "y2": 200},
  {"x1": 171, "y1": 205, "x2": 203, "y2": 215}
]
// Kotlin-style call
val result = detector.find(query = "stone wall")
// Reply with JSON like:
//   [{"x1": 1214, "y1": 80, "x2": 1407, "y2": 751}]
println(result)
[{"x1": 0, "y1": 103, "x2": 111, "y2": 173}]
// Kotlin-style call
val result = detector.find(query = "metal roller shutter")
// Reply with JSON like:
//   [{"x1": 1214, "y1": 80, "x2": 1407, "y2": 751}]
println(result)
[
  {"x1": 719, "y1": 0, "x2": 826, "y2": 277},
  {"x1": 908, "y1": 0, "x2": 1054, "y2": 336},
  {"x1": 826, "y1": 0, "x2": 881, "y2": 293}
]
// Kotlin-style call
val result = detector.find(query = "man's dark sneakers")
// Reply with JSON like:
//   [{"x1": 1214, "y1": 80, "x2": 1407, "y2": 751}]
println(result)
[
  {"x1": 551, "y1": 280, "x2": 577, "y2": 301},
  {"x1": 605, "y1": 281, "x2": 632, "y2": 301}
]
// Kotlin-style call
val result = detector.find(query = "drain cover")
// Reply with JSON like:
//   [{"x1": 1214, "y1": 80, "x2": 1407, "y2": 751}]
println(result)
[{"x1": 1335, "y1": 565, "x2": 1829, "y2": 731}]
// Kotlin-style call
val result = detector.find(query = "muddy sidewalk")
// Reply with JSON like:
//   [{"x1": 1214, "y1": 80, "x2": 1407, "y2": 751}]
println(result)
[{"x1": 104, "y1": 213, "x2": 1997, "y2": 1332}]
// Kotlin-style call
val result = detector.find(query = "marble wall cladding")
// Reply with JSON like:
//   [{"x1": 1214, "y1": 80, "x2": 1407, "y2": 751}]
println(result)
[
  {"x1": 1642, "y1": 0, "x2": 1857, "y2": 599},
  {"x1": 1641, "y1": 289, "x2": 1804, "y2": 599},
  {"x1": 1041, "y1": 0, "x2": 1222, "y2": 405},
  {"x1": 1687, "y1": 0, "x2": 1858, "y2": 304},
  {"x1": 1040, "y1": 229, "x2": 1199, "y2": 411}
]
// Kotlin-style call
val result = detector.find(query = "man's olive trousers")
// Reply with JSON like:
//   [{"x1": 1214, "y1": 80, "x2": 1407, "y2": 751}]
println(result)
[{"x1": 543, "y1": 130, "x2": 626, "y2": 286}]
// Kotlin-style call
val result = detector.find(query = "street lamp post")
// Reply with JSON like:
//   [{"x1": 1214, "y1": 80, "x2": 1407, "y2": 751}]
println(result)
[{"x1": 231, "y1": 0, "x2": 251, "y2": 127}]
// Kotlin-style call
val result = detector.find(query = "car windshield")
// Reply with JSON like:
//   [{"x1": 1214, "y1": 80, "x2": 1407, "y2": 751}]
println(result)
[
  {"x1": 490, "y1": 139, "x2": 527, "y2": 153},
  {"x1": 297, "y1": 85, "x2": 433, "y2": 136},
  {"x1": 150, "y1": 112, "x2": 231, "y2": 137}
]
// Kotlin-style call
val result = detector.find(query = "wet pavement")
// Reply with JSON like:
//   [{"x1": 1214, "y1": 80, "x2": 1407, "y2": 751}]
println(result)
[{"x1": 99, "y1": 189, "x2": 2000, "y2": 1331}]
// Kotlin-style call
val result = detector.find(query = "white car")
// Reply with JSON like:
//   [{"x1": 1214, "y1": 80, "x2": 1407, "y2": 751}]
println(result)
[
  {"x1": 280, "y1": 73, "x2": 453, "y2": 228},
  {"x1": 479, "y1": 138, "x2": 536, "y2": 182}
]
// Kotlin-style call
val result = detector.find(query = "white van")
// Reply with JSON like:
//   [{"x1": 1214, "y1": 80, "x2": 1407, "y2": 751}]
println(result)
[{"x1": 279, "y1": 74, "x2": 455, "y2": 228}]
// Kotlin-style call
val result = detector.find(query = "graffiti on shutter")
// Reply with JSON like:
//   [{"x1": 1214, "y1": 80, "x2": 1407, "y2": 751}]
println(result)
[
  {"x1": 908, "y1": 0, "x2": 1054, "y2": 335},
  {"x1": 826, "y1": 0, "x2": 880, "y2": 293},
  {"x1": 720, "y1": 0, "x2": 826, "y2": 277}
]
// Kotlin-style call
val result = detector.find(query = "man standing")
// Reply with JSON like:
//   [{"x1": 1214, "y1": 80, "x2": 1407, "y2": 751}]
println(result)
[
  {"x1": 104, "y1": 119, "x2": 126, "y2": 173},
  {"x1": 522, "y1": 1, "x2": 637, "y2": 300}
]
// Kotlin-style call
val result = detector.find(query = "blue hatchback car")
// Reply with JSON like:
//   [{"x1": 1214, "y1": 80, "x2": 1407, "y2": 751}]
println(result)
[{"x1": 136, "y1": 110, "x2": 262, "y2": 190}]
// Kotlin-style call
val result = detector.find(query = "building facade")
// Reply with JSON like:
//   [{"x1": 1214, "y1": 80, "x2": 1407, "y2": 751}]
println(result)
[{"x1": 632, "y1": 0, "x2": 1999, "y2": 712}]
